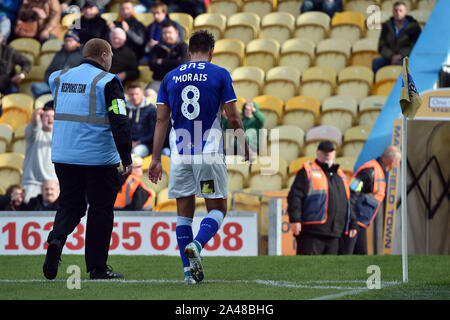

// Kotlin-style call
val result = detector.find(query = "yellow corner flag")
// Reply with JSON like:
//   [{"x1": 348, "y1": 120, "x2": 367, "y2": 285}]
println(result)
[{"x1": 400, "y1": 56, "x2": 422, "y2": 119}]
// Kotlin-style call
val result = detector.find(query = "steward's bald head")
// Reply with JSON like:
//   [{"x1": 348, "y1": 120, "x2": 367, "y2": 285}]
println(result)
[{"x1": 82, "y1": 38, "x2": 113, "y2": 71}]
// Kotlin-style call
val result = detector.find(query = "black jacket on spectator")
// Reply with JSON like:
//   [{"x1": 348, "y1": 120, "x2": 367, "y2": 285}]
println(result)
[
  {"x1": 287, "y1": 160, "x2": 358, "y2": 238},
  {"x1": 26, "y1": 195, "x2": 60, "y2": 211},
  {"x1": 0, "y1": 195, "x2": 27, "y2": 211},
  {"x1": 378, "y1": 15, "x2": 422, "y2": 61},
  {"x1": 78, "y1": 14, "x2": 108, "y2": 44},
  {"x1": 110, "y1": 44, "x2": 139, "y2": 83},
  {"x1": 44, "y1": 46, "x2": 83, "y2": 83},
  {"x1": 127, "y1": 98, "x2": 157, "y2": 150},
  {"x1": 149, "y1": 40, "x2": 188, "y2": 81},
  {"x1": 112, "y1": 17, "x2": 146, "y2": 58},
  {"x1": 0, "y1": 43, "x2": 32, "y2": 92}
]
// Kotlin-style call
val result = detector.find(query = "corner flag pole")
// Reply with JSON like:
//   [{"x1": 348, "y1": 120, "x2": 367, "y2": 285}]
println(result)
[{"x1": 401, "y1": 114, "x2": 408, "y2": 283}]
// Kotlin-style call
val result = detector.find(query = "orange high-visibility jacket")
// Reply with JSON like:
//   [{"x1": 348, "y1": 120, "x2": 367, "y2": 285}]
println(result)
[
  {"x1": 114, "y1": 174, "x2": 153, "y2": 209},
  {"x1": 353, "y1": 159, "x2": 386, "y2": 228}
]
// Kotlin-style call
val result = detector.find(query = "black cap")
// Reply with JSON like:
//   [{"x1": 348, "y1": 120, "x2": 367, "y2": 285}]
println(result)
[
  {"x1": 317, "y1": 141, "x2": 335, "y2": 151},
  {"x1": 83, "y1": 0, "x2": 97, "y2": 8}
]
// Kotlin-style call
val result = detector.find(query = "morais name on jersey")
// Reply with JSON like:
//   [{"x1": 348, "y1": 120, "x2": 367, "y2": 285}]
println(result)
[{"x1": 173, "y1": 62, "x2": 208, "y2": 83}]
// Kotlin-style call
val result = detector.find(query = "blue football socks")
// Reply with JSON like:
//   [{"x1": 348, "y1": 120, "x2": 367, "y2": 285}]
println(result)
[
  {"x1": 194, "y1": 209, "x2": 224, "y2": 249},
  {"x1": 176, "y1": 216, "x2": 193, "y2": 270}
]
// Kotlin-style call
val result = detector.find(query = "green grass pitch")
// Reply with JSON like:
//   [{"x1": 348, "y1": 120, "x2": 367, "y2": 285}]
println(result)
[{"x1": 0, "y1": 255, "x2": 449, "y2": 300}]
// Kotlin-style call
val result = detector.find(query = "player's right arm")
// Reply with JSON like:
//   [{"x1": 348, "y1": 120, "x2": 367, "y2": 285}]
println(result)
[{"x1": 222, "y1": 101, "x2": 250, "y2": 161}]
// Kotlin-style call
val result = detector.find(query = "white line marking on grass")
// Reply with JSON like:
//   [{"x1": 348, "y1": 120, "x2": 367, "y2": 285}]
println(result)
[{"x1": 310, "y1": 280, "x2": 401, "y2": 300}]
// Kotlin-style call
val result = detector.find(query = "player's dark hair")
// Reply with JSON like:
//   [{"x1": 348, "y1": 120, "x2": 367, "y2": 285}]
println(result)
[{"x1": 189, "y1": 30, "x2": 215, "y2": 54}]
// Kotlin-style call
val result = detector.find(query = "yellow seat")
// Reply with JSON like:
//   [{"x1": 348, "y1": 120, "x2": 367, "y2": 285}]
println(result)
[
  {"x1": 137, "y1": 65, "x2": 153, "y2": 83},
  {"x1": 315, "y1": 38, "x2": 352, "y2": 73},
  {"x1": 18, "y1": 65, "x2": 47, "y2": 97},
  {"x1": 0, "y1": 152, "x2": 25, "y2": 170},
  {"x1": 380, "y1": 0, "x2": 412, "y2": 11},
  {"x1": 0, "y1": 123, "x2": 14, "y2": 153},
  {"x1": 193, "y1": 13, "x2": 227, "y2": 40},
  {"x1": 409, "y1": 9, "x2": 432, "y2": 28},
  {"x1": 300, "y1": 66, "x2": 337, "y2": 103},
  {"x1": 226, "y1": 155, "x2": 250, "y2": 191},
  {"x1": 286, "y1": 156, "x2": 315, "y2": 188},
  {"x1": 295, "y1": 11, "x2": 330, "y2": 44},
  {"x1": 253, "y1": 94, "x2": 284, "y2": 130},
  {"x1": 260, "y1": 12, "x2": 295, "y2": 44},
  {"x1": 136, "y1": 13, "x2": 154, "y2": 27},
  {"x1": 101, "y1": 12, "x2": 118, "y2": 24},
  {"x1": 358, "y1": 95, "x2": 386, "y2": 127},
  {"x1": 212, "y1": 38, "x2": 245, "y2": 72},
  {"x1": 0, "y1": 167, "x2": 22, "y2": 191},
  {"x1": 231, "y1": 66, "x2": 265, "y2": 99},
  {"x1": 304, "y1": 125, "x2": 342, "y2": 156},
  {"x1": 169, "y1": 12, "x2": 194, "y2": 39},
  {"x1": 38, "y1": 52, "x2": 56, "y2": 68},
  {"x1": 141, "y1": 155, "x2": 170, "y2": 194},
  {"x1": 10, "y1": 128, "x2": 26, "y2": 155},
  {"x1": 208, "y1": 0, "x2": 241, "y2": 18},
  {"x1": 282, "y1": 95, "x2": 320, "y2": 132},
  {"x1": 337, "y1": 65, "x2": 374, "y2": 104},
  {"x1": 277, "y1": 0, "x2": 302, "y2": 14},
  {"x1": 241, "y1": 0, "x2": 273, "y2": 20},
  {"x1": 372, "y1": 65, "x2": 402, "y2": 96},
  {"x1": 41, "y1": 38, "x2": 64, "y2": 54},
  {"x1": 263, "y1": 66, "x2": 300, "y2": 103},
  {"x1": 9, "y1": 38, "x2": 41, "y2": 63},
  {"x1": 61, "y1": 12, "x2": 82, "y2": 29},
  {"x1": 344, "y1": 0, "x2": 378, "y2": 15},
  {"x1": 342, "y1": 125, "x2": 372, "y2": 157},
  {"x1": 34, "y1": 93, "x2": 53, "y2": 110},
  {"x1": 279, "y1": 38, "x2": 315, "y2": 74},
  {"x1": 2, "y1": 93, "x2": 34, "y2": 116},
  {"x1": 249, "y1": 156, "x2": 288, "y2": 191},
  {"x1": 350, "y1": 38, "x2": 380, "y2": 69},
  {"x1": 417, "y1": 0, "x2": 437, "y2": 10},
  {"x1": 330, "y1": 11, "x2": 366, "y2": 45},
  {"x1": 335, "y1": 156, "x2": 357, "y2": 181},
  {"x1": 268, "y1": 125, "x2": 305, "y2": 163},
  {"x1": 245, "y1": 38, "x2": 280, "y2": 73},
  {"x1": 225, "y1": 12, "x2": 260, "y2": 45},
  {"x1": 320, "y1": 95, "x2": 358, "y2": 133}
]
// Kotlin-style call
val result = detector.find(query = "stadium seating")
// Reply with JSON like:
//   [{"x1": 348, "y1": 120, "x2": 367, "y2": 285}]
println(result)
[
  {"x1": 282, "y1": 95, "x2": 320, "y2": 132},
  {"x1": 136, "y1": 13, "x2": 154, "y2": 27},
  {"x1": 335, "y1": 156, "x2": 357, "y2": 180},
  {"x1": 212, "y1": 38, "x2": 245, "y2": 72},
  {"x1": 263, "y1": 66, "x2": 301, "y2": 102},
  {"x1": 225, "y1": 12, "x2": 260, "y2": 46},
  {"x1": 9, "y1": 38, "x2": 41, "y2": 64},
  {"x1": 380, "y1": 0, "x2": 413, "y2": 11},
  {"x1": 10, "y1": 125, "x2": 27, "y2": 155},
  {"x1": 2, "y1": 93, "x2": 34, "y2": 116},
  {"x1": 226, "y1": 155, "x2": 250, "y2": 191},
  {"x1": 253, "y1": 94, "x2": 284, "y2": 130},
  {"x1": 0, "y1": 124, "x2": 13, "y2": 154},
  {"x1": 417, "y1": 0, "x2": 437, "y2": 10},
  {"x1": 320, "y1": 95, "x2": 358, "y2": 133},
  {"x1": 330, "y1": 11, "x2": 366, "y2": 45},
  {"x1": 100, "y1": 12, "x2": 118, "y2": 24},
  {"x1": 207, "y1": 0, "x2": 241, "y2": 18},
  {"x1": 231, "y1": 66, "x2": 265, "y2": 99},
  {"x1": 193, "y1": 13, "x2": 227, "y2": 40},
  {"x1": 350, "y1": 38, "x2": 380, "y2": 69},
  {"x1": 154, "y1": 187, "x2": 177, "y2": 212},
  {"x1": 294, "y1": 11, "x2": 330, "y2": 44},
  {"x1": 342, "y1": 125, "x2": 372, "y2": 157},
  {"x1": 315, "y1": 38, "x2": 352, "y2": 73},
  {"x1": 248, "y1": 156, "x2": 288, "y2": 191},
  {"x1": 0, "y1": 103, "x2": 30, "y2": 131},
  {"x1": 286, "y1": 156, "x2": 315, "y2": 188},
  {"x1": 245, "y1": 38, "x2": 280, "y2": 73},
  {"x1": 344, "y1": 0, "x2": 378, "y2": 15},
  {"x1": 277, "y1": 0, "x2": 302, "y2": 14},
  {"x1": 304, "y1": 125, "x2": 342, "y2": 157},
  {"x1": 19, "y1": 65, "x2": 47, "y2": 97},
  {"x1": 169, "y1": 12, "x2": 194, "y2": 39},
  {"x1": 337, "y1": 65, "x2": 374, "y2": 104},
  {"x1": 141, "y1": 155, "x2": 170, "y2": 194},
  {"x1": 260, "y1": 12, "x2": 295, "y2": 45},
  {"x1": 241, "y1": 0, "x2": 273, "y2": 20},
  {"x1": 358, "y1": 95, "x2": 386, "y2": 127},
  {"x1": 279, "y1": 38, "x2": 315, "y2": 74},
  {"x1": 299, "y1": 66, "x2": 337, "y2": 103},
  {"x1": 372, "y1": 65, "x2": 402, "y2": 96},
  {"x1": 0, "y1": 153, "x2": 25, "y2": 191},
  {"x1": 268, "y1": 125, "x2": 305, "y2": 163}
]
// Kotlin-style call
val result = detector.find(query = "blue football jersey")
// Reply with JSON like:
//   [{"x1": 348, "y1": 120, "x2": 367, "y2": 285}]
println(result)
[{"x1": 157, "y1": 61, "x2": 237, "y2": 155}]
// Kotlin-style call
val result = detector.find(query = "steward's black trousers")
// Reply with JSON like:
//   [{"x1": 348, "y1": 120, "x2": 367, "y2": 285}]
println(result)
[{"x1": 47, "y1": 163, "x2": 121, "y2": 272}]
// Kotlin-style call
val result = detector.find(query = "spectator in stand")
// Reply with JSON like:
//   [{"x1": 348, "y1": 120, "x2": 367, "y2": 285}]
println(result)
[
  {"x1": 143, "y1": 1, "x2": 183, "y2": 58},
  {"x1": 372, "y1": 1, "x2": 422, "y2": 74},
  {"x1": 126, "y1": 82, "x2": 157, "y2": 158},
  {"x1": 22, "y1": 100, "x2": 58, "y2": 202},
  {"x1": 0, "y1": 32, "x2": 31, "y2": 94},
  {"x1": 77, "y1": 1, "x2": 108, "y2": 44},
  {"x1": 300, "y1": 0, "x2": 342, "y2": 18},
  {"x1": 287, "y1": 141, "x2": 358, "y2": 255},
  {"x1": 26, "y1": 179, "x2": 60, "y2": 210},
  {"x1": 109, "y1": 27, "x2": 139, "y2": 83},
  {"x1": 114, "y1": 155, "x2": 153, "y2": 210},
  {"x1": 14, "y1": 0, "x2": 61, "y2": 42},
  {"x1": 0, "y1": 0, "x2": 22, "y2": 25},
  {"x1": 147, "y1": 20, "x2": 188, "y2": 92},
  {"x1": 31, "y1": 30, "x2": 83, "y2": 98},
  {"x1": 163, "y1": 0, "x2": 205, "y2": 19},
  {"x1": 0, "y1": 13, "x2": 11, "y2": 42},
  {"x1": 60, "y1": 0, "x2": 111, "y2": 15},
  {"x1": 0, "y1": 184, "x2": 27, "y2": 211},
  {"x1": 107, "y1": 0, "x2": 146, "y2": 58},
  {"x1": 222, "y1": 98, "x2": 265, "y2": 154}
]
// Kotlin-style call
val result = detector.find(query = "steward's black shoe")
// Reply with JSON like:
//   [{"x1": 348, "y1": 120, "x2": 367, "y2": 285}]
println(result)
[
  {"x1": 90, "y1": 265, "x2": 124, "y2": 280},
  {"x1": 43, "y1": 239, "x2": 62, "y2": 280}
]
